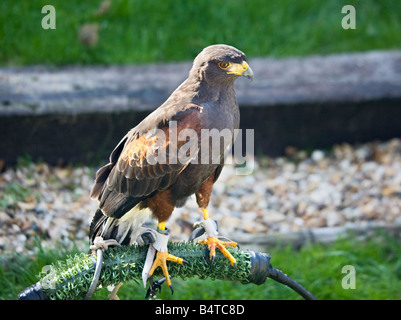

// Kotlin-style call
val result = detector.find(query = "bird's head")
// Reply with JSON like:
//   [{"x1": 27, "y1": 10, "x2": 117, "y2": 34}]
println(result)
[{"x1": 190, "y1": 44, "x2": 254, "y2": 85}]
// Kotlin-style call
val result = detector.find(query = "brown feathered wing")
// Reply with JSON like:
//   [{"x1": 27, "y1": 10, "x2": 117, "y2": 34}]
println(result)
[{"x1": 89, "y1": 104, "x2": 203, "y2": 241}]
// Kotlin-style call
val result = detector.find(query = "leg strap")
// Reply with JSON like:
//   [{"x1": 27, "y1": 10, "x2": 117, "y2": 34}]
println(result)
[{"x1": 85, "y1": 237, "x2": 121, "y2": 300}]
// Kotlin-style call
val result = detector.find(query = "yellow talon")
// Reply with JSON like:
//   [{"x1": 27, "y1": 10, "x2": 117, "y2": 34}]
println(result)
[
  {"x1": 199, "y1": 236, "x2": 237, "y2": 267},
  {"x1": 148, "y1": 251, "x2": 186, "y2": 289}
]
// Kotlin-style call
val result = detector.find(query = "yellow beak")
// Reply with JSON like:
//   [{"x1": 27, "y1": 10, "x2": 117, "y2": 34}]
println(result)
[{"x1": 227, "y1": 61, "x2": 254, "y2": 80}]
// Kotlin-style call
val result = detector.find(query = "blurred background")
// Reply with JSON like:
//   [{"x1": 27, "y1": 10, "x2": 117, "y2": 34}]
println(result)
[{"x1": 1, "y1": 0, "x2": 401, "y2": 300}]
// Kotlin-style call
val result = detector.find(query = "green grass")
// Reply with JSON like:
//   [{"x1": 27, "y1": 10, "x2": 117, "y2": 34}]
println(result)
[
  {"x1": 2, "y1": 232, "x2": 400, "y2": 300},
  {"x1": 0, "y1": 0, "x2": 400, "y2": 65}
]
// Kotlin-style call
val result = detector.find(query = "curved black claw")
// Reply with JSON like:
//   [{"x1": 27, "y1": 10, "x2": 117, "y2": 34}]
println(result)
[
  {"x1": 145, "y1": 276, "x2": 175, "y2": 299},
  {"x1": 145, "y1": 277, "x2": 163, "y2": 300}
]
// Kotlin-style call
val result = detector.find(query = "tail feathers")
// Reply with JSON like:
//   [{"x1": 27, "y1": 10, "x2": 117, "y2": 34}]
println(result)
[
  {"x1": 89, "y1": 207, "x2": 151, "y2": 246},
  {"x1": 89, "y1": 210, "x2": 132, "y2": 246},
  {"x1": 89, "y1": 208, "x2": 107, "y2": 243}
]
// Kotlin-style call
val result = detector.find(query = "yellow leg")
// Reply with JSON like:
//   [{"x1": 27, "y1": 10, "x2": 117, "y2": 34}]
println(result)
[
  {"x1": 146, "y1": 220, "x2": 186, "y2": 293},
  {"x1": 199, "y1": 208, "x2": 238, "y2": 267},
  {"x1": 201, "y1": 208, "x2": 209, "y2": 220}
]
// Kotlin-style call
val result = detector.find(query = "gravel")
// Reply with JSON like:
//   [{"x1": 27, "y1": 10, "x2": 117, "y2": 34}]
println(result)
[{"x1": 1, "y1": 138, "x2": 401, "y2": 254}]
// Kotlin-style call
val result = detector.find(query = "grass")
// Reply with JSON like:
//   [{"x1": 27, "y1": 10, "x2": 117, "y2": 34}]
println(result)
[
  {"x1": 0, "y1": 0, "x2": 400, "y2": 66},
  {"x1": 1, "y1": 231, "x2": 400, "y2": 300}
]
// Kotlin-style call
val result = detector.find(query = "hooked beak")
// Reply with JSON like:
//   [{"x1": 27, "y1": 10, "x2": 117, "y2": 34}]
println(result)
[{"x1": 227, "y1": 61, "x2": 254, "y2": 81}]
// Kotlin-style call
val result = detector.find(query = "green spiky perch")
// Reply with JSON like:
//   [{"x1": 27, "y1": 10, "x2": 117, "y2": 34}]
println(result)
[
  {"x1": 38, "y1": 243, "x2": 251, "y2": 300},
  {"x1": 18, "y1": 242, "x2": 315, "y2": 300}
]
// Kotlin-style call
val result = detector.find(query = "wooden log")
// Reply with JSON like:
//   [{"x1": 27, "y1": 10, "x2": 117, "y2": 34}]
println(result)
[{"x1": 1, "y1": 50, "x2": 401, "y2": 164}]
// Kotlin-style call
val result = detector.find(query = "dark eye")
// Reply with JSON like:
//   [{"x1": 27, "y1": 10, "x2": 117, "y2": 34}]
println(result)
[{"x1": 218, "y1": 61, "x2": 231, "y2": 69}]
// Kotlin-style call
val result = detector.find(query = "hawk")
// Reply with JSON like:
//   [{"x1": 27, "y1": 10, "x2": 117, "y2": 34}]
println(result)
[{"x1": 89, "y1": 44, "x2": 254, "y2": 293}]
